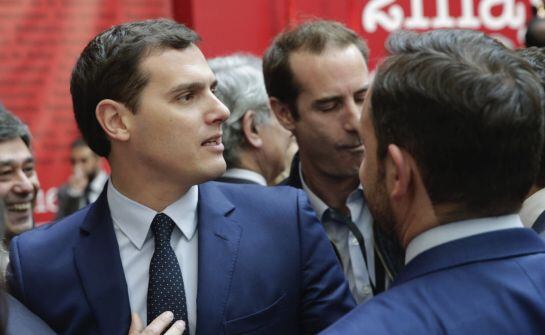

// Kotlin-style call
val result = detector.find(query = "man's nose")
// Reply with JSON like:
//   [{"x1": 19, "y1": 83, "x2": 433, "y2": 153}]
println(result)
[
  {"x1": 13, "y1": 171, "x2": 34, "y2": 194},
  {"x1": 206, "y1": 93, "x2": 230, "y2": 124},
  {"x1": 342, "y1": 101, "x2": 361, "y2": 132}
]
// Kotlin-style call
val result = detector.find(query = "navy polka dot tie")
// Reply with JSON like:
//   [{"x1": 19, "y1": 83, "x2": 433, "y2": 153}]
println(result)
[{"x1": 147, "y1": 213, "x2": 189, "y2": 334}]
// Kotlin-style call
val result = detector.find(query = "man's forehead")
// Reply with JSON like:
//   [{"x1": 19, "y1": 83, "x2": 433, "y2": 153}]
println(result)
[
  {"x1": 289, "y1": 45, "x2": 369, "y2": 96},
  {"x1": 140, "y1": 45, "x2": 212, "y2": 80},
  {"x1": 0, "y1": 137, "x2": 33, "y2": 162}
]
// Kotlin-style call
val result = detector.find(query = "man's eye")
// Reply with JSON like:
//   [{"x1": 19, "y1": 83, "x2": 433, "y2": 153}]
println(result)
[
  {"x1": 23, "y1": 166, "x2": 35, "y2": 176},
  {"x1": 317, "y1": 102, "x2": 338, "y2": 112},
  {"x1": 0, "y1": 169, "x2": 13, "y2": 178},
  {"x1": 178, "y1": 93, "x2": 194, "y2": 102},
  {"x1": 354, "y1": 95, "x2": 365, "y2": 104}
]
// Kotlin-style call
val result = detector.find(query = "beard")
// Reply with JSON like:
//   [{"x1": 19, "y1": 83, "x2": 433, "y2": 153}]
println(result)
[
  {"x1": 364, "y1": 164, "x2": 406, "y2": 275},
  {"x1": 364, "y1": 165, "x2": 397, "y2": 238}
]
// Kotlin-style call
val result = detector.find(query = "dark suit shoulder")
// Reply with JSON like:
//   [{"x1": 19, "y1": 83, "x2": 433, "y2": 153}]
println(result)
[
  {"x1": 204, "y1": 181, "x2": 302, "y2": 205},
  {"x1": 12, "y1": 206, "x2": 91, "y2": 256},
  {"x1": 5, "y1": 294, "x2": 56, "y2": 335}
]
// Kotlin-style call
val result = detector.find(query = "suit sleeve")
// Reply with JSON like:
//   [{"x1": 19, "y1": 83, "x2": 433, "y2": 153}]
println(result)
[
  {"x1": 296, "y1": 190, "x2": 356, "y2": 334},
  {"x1": 6, "y1": 236, "x2": 26, "y2": 304}
]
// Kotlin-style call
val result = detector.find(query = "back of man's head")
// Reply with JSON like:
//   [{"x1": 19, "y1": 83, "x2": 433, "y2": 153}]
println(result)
[
  {"x1": 371, "y1": 29, "x2": 544, "y2": 216},
  {"x1": 263, "y1": 20, "x2": 368, "y2": 119},
  {"x1": 209, "y1": 54, "x2": 270, "y2": 168},
  {"x1": 70, "y1": 19, "x2": 200, "y2": 158},
  {"x1": 516, "y1": 47, "x2": 545, "y2": 189},
  {"x1": 0, "y1": 102, "x2": 31, "y2": 147}
]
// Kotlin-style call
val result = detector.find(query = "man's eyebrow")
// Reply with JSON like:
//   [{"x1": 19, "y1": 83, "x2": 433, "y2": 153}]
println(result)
[
  {"x1": 0, "y1": 157, "x2": 34, "y2": 166},
  {"x1": 167, "y1": 79, "x2": 218, "y2": 97},
  {"x1": 355, "y1": 85, "x2": 369, "y2": 95}
]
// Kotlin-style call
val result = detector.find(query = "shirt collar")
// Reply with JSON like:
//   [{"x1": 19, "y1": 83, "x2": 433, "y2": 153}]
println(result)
[
  {"x1": 520, "y1": 188, "x2": 545, "y2": 228},
  {"x1": 89, "y1": 170, "x2": 108, "y2": 193},
  {"x1": 405, "y1": 214, "x2": 523, "y2": 264},
  {"x1": 299, "y1": 163, "x2": 363, "y2": 220},
  {"x1": 107, "y1": 180, "x2": 199, "y2": 250},
  {"x1": 222, "y1": 168, "x2": 267, "y2": 186}
]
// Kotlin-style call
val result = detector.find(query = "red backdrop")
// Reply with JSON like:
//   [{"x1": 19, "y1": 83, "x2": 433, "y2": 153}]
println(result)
[{"x1": 0, "y1": 0, "x2": 532, "y2": 224}]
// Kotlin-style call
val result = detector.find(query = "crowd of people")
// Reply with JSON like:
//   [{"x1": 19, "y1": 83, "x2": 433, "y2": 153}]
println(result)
[{"x1": 0, "y1": 13, "x2": 544, "y2": 335}]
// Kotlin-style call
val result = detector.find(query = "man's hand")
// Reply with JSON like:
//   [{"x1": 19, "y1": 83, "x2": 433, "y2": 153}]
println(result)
[{"x1": 128, "y1": 312, "x2": 186, "y2": 335}]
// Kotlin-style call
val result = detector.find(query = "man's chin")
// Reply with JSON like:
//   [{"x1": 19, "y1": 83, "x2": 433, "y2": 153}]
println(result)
[{"x1": 5, "y1": 212, "x2": 34, "y2": 236}]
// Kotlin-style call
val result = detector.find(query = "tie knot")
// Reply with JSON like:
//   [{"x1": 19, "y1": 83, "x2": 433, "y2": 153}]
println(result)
[
  {"x1": 151, "y1": 213, "x2": 175, "y2": 245},
  {"x1": 326, "y1": 208, "x2": 352, "y2": 224}
]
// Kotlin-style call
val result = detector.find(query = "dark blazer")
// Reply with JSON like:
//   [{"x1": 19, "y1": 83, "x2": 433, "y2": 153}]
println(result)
[
  {"x1": 532, "y1": 210, "x2": 545, "y2": 237},
  {"x1": 55, "y1": 184, "x2": 83, "y2": 220},
  {"x1": 278, "y1": 153, "x2": 302, "y2": 188},
  {"x1": 5, "y1": 294, "x2": 56, "y2": 335},
  {"x1": 320, "y1": 228, "x2": 545, "y2": 334},
  {"x1": 7, "y1": 182, "x2": 355, "y2": 335}
]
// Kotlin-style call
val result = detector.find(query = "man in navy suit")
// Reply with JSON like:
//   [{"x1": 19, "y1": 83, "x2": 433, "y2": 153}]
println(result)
[
  {"x1": 322, "y1": 30, "x2": 545, "y2": 334},
  {"x1": 7, "y1": 19, "x2": 354, "y2": 335},
  {"x1": 517, "y1": 47, "x2": 545, "y2": 239}
]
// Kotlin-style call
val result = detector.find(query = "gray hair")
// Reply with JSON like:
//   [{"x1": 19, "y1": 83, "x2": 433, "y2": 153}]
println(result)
[
  {"x1": 209, "y1": 54, "x2": 271, "y2": 168},
  {"x1": 0, "y1": 102, "x2": 31, "y2": 147}
]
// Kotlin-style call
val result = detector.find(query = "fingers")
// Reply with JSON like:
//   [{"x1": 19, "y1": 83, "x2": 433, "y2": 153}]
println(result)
[
  {"x1": 141, "y1": 311, "x2": 174, "y2": 335},
  {"x1": 164, "y1": 321, "x2": 186, "y2": 335}
]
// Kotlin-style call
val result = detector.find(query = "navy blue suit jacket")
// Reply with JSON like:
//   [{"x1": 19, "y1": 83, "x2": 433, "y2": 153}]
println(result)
[
  {"x1": 321, "y1": 228, "x2": 545, "y2": 335},
  {"x1": 5, "y1": 294, "x2": 56, "y2": 335},
  {"x1": 7, "y1": 182, "x2": 355, "y2": 335}
]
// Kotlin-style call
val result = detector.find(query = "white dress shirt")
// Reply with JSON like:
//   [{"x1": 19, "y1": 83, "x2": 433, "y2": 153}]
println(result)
[
  {"x1": 222, "y1": 168, "x2": 267, "y2": 186},
  {"x1": 405, "y1": 214, "x2": 523, "y2": 264},
  {"x1": 300, "y1": 166, "x2": 375, "y2": 304},
  {"x1": 107, "y1": 181, "x2": 198, "y2": 335},
  {"x1": 520, "y1": 188, "x2": 545, "y2": 229}
]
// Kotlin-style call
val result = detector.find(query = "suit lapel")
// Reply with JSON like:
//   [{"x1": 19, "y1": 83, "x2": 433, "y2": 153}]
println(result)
[
  {"x1": 279, "y1": 152, "x2": 302, "y2": 188},
  {"x1": 196, "y1": 182, "x2": 242, "y2": 334},
  {"x1": 393, "y1": 228, "x2": 545, "y2": 287},
  {"x1": 74, "y1": 187, "x2": 131, "y2": 335},
  {"x1": 532, "y1": 210, "x2": 545, "y2": 235}
]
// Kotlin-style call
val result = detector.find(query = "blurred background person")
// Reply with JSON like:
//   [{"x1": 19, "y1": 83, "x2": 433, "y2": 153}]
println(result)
[
  {"x1": 517, "y1": 46, "x2": 545, "y2": 239},
  {"x1": 0, "y1": 103, "x2": 40, "y2": 275},
  {"x1": 0, "y1": 105, "x2": 54, "y2": 334},
  {"x1": 209, "y1": 53, "x2": 293, "y2": 185},
  {"x1": 55, "y1": 138, "x2": 108, "y2": 219},
  {"x1": 526, "y1": 1, "x2": 545, "y2": 47}
]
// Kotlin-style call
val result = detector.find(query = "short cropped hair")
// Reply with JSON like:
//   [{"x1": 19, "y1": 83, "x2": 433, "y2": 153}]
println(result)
[
  {"x1": 517, "y1": 47, "x2": 545, "y2": 188},
  {"x1": 70, "y1": 19, "x2": 200, "y2": 157},
  {"x1": 263, "y1": 20, "x2": 368, "y2": 119},
  {"x1": 370, "y1": 30, "x2": 544, "y2": 216},
  {"x1": 0, "y1": 102, "x2": 31, "y2": 147},
  {"x1": 209, "y1": 54, "x2": 271, "y2": 168}
]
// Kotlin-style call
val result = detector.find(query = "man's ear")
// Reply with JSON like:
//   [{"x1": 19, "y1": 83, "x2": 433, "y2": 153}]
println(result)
[
  {"x1": 241, "y1": 111, "x2": 263, "y2": 149},
  {"x1": 269, "y1": 97, "x2": 296, "y2": 132},
  {"x1": 95, "y1": 99, "x2": 131, "y2": 142},
  {"x1": 385, "y1": 144, "x2": 412, "y2": 200}
]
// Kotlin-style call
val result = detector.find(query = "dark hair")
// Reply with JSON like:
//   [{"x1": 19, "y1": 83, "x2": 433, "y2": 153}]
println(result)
[
  {"x1": 70, "y1": 138, "x2": 89, "y2": 150},
  {"x1": 263, "y1": 20, "x2": 368, "y2": 119},
  {"x1": 70, "y1": 19, "x2": 200, "y2": 157},
  {"x1": 517, "y1": 47, "x2": 545, "y2": 188},
  {"x1": 370, "y1": 30, "x2": 544, "y2": 216},
  {"x1": 0, "y1": 102, "x2": 31, "y2": 147},
  {"x1": 526, "y1": 17, "x2": 545, "y2": 48}
]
